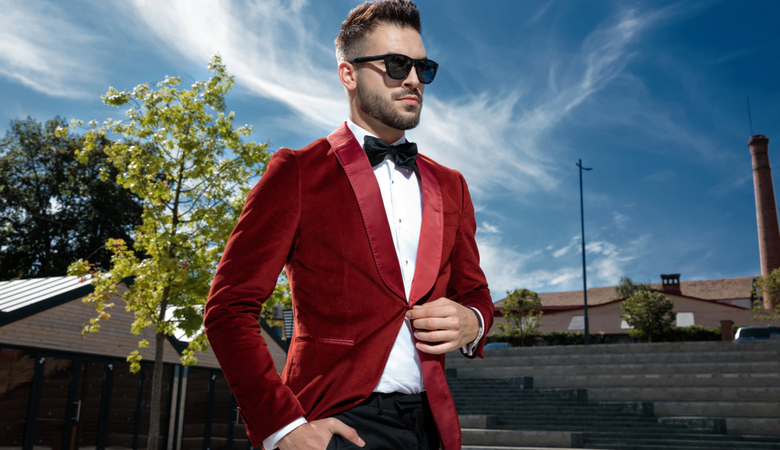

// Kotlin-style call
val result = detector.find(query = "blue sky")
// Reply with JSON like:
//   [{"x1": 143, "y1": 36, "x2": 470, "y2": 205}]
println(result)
[{"x1": 2, "y1": 0, "x2": 779, "y2": 299}]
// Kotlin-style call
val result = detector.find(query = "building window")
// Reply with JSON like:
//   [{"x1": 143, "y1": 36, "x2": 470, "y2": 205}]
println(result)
[
  {"x1": 0, "y1": 347, "x2": 36, "y2": 450},
  {"x1": 620, "y1": 320, "x2": 632, "y2": 329},
  {"x1": 676, "y1": 312, "x2": 695, "y2": 327},
  {"x1": 568, "y1": 316, "x2": 584, "y2": 330}
]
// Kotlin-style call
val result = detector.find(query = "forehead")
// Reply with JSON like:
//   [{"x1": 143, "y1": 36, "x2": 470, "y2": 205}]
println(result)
[{"x1": 362, "y1": 23, "x2": 426, "y2": 59}]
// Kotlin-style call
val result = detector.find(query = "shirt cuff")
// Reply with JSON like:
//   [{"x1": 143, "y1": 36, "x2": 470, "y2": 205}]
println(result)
[
  {"x1": 263, "y1": 416, "x2": 308, "y2": 450},
  {"x1": 461, "y1": 307, "x2": 484, "y2": 356}
]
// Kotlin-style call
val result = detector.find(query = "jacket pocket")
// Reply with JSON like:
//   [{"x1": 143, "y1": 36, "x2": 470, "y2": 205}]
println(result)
[{"x1": 295, "y1": 336, "x2": 355, "y2": 346}]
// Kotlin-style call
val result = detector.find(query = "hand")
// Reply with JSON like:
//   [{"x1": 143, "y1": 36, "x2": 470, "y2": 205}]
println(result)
[
  {"x1": 406, "y1": 297, "x2": 479, "y2": 355},
  {"x1": 277, "y1": 418, "x2": 365, "y2": 450}
]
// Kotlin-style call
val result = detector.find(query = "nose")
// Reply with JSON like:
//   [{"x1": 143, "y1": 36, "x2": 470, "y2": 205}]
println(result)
[{"x1": 402, "y1": 66, "x2": 420, "y2": 89}]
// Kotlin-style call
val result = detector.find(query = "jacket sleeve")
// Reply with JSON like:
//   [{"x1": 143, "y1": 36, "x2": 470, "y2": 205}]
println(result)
[
  {"x1": 446, "y1": 173, "x2": 494, "y2": 359},
  {"x1": 204, "y1": 148, "x2": 304, "y2": 446}
]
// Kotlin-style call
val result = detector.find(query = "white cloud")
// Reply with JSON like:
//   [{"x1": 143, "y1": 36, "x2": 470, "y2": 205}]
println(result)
[
  {"x1": 613, "y1": 212, "x2": 630, "y2": 229},
  {"x1": 120, "y1": 0, "x2": 678, "y2": 198},
  {"x1": 551, "y1": 236, "x2": 579, "y2": 258},
  {"x1": 0, "y1": 0, "x2": 102, "y2": 98},
  {"x1": 127, "y1": 0, "x2": 345, "y2": 130},
  {"x1": 477, "y1": 222, "x2": 501, "y2": 234},
  {"x1": 481, "y1": 231, "x2": 652, "y2": 296},
  {"x1": 475, "y1": 236, "x2": 542, "y2": 298}
]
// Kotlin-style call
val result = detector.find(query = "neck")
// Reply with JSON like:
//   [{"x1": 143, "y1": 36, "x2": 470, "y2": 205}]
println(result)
[{"x1": 349, "y1": 108, "x2": 404, "y2": 144}]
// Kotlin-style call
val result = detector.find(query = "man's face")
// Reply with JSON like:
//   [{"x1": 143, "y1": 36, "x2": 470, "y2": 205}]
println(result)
[{"x1": 354, "y1": 24, "x2": 427, "y2": 131}]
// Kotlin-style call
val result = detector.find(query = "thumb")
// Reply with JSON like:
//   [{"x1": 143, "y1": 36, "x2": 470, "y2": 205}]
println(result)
[{"x1": 328, "y1": 418, "x2": 365, "y2": 448}]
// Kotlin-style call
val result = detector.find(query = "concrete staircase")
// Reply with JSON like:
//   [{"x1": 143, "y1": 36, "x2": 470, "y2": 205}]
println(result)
[{"x1": 448, "y1": 340, "x2": 780, "y2": 449}]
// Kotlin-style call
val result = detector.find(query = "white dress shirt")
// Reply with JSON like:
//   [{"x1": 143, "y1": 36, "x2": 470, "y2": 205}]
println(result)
[{"x1": 264, "y1": 121, "x2": 483, "y2": 449}]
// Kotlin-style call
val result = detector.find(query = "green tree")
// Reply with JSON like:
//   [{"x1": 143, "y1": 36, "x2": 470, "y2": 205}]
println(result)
[
  {"x1": 615, "y1": 275, "x2": 650, "y2": 299},
  {"x1": 262, "y1": 271, "x2": 293, "y2": 322},
  {"x1": 0, "y1": 116, "x2": 143, "y2": 280},
  {"x1": 620, "y1": 291, "x2": 674, "y2": 342},
  {"x1": 496, "y1": 288, "x2": 543, "y2": 346},
  {"x1": 752, "y1": 268, "x2": 780, "y2": 321},
  {"x1": 67, "y1": 56, "x2": 269, "y2": 450}
]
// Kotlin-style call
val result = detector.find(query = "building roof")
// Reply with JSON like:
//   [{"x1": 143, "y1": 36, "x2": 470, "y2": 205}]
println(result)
[
  {"x1": 0, "y1": 276, "x2": 289, "y2": 369},
  {"x1": 0, "y1": 276, "x2": 94, "y2": 323},
  {"x1": 495, "y1": 276, "x2": 756, "y2": 309},
  {"x1": 647, "y1": 276, "x2": 755, "y2": 301}
]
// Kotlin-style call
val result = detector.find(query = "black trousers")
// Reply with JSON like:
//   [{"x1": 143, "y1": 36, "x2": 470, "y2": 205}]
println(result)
[{"x1": 326, "y1": 392, "x2": 440, "y2": 450}]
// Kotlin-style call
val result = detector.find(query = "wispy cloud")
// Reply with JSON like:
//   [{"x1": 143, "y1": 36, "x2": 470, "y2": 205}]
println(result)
[
  {"x1": 478, "y1": 228, "x2": 649, "y2": 296},
  {"x1": 127, "y1": 0, "x2": 345, "y2": 129},
  {"x1": 0, "y1": 0, "x2": 102, "y2": 98},
  {"x1": 122, "y1": 1, "x2": 681, "y2": 199},
  {"x1": 526, "y1": 0, "x2": 557, "y2": 26}
]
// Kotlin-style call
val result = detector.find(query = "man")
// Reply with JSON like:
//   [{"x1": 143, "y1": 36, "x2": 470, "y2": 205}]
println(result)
[{"x1": 204, "y1": 1, "x2": 493, "y2": 449}]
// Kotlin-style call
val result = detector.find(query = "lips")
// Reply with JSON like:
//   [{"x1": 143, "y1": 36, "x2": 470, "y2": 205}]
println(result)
[
  {"x1": 393, "y1": 89, "x2": 422, "y2": 107},
  {"x1": 397, "y1": 96, "x2": 420, "y2": 106}
]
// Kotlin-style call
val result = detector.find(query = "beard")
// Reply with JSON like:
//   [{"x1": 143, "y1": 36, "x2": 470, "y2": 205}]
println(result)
[{"x1": 356, "y1": 75, "x2": 423, "y2": 130}]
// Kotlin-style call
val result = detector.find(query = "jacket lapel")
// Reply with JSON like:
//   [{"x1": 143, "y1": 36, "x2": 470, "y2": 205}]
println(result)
[
  {"x1": 329, "y1": 123, "x2": 406, "y2": 302},
  {"x1": 409, "y1": 156, "x2": 443, "y2": 305}
]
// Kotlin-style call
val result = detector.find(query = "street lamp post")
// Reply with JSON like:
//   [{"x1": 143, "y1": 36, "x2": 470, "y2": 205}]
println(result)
[{"x1": 577, "y1": 159, "x2": 592, "y2": 345}]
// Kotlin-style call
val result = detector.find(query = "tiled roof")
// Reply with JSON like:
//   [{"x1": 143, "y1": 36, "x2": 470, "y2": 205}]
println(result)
[
  {"x1": 495, "y1": 276, "x2": 756, "y2": 308},
  {"x1": 0, "y1": 276, "x2": 93, "y2": 313},
  {"x1": 648, "y1": 276, "x2": 755, "y2": 301}
]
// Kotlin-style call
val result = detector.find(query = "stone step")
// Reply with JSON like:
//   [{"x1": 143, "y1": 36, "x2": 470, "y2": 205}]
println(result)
[
  {"x1": 583, "y1": 437, "x2": 780, "y2": 450},
  {"x1": 585, "y1": 386, "x2": 780, "y2": 403},
  {"x1": 463, "y1": 447, "x2": 586, "y2": 450},
  {"x1": 462, "y1": 429, "x2": 579, "y2": 448},
  {"x1": 530, "y1": 372, "x2": 780, "y2": 389},
  {"x1": 583, "y1": 442, "x2": 778, "y2": 450},
  {"x1": 654, "y1": 401, "x2": 780, "y2": 418},
  {"x1": 451, "y1": 360, "x2": 780, "y2": 378},
  {"x1": 491, "y1": 424, "x2": 688, "y2": 433},
  {"x1": 478, "y1": 341, "x2": 780, "y2": 358},
  {"x1": 455, "y1": 408, "x2": 655, "y2": 419},
  {"x1": 448, "y1": 349, "x2": 779, "y2": 369},
  {"x1": 487, "y1": 419, "x2": 680, "y2": 428},
  {"x1": 582, "y1": 431, "x2": 780, "y2": 444},
  {"x1": 455, "y1": 403, "x2": 653, "y2": 416},
  {"x1": 726, "y1": 417, "x2": 780, "y2": 437}
]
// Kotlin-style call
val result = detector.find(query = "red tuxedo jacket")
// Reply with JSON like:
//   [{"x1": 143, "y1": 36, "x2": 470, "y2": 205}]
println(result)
[{"x1": 204, "y1": 123, "x2": 494, "y2": 449}]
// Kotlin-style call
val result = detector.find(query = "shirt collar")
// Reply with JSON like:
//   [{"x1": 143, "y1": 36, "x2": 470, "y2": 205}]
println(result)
[{"x1": 346, "y1": 119, "x2": 407, "y2": 149}]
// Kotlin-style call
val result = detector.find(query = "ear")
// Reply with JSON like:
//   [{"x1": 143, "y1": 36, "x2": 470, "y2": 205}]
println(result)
[{"x1": 338, "y1": 61, "x2": 358, "y2": 92}]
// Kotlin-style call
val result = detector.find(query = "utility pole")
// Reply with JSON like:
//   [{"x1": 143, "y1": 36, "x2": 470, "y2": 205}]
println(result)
[{"x1": 577, "y1": 159, "x2": 592, "y2": 345}]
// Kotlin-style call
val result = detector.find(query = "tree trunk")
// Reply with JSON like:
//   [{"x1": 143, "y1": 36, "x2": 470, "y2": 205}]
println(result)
[
  {"x1": 147, "y1": 330, "x2": 166, "y2": 450},
  {"x1": 148, "y1": 157, "x2": 182, "y2": 450}
]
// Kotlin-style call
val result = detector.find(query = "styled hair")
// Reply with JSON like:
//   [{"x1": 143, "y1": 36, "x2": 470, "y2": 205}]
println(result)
[{"x1": 335, "y1": 0, "x2": 422, "y2": 63}]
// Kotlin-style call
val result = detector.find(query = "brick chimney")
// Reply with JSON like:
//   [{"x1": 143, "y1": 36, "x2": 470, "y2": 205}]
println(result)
[
  {"x1": 661, "y1": 274, "x2": 681, "y2": 295},
  {"x1": 750, "y1": 134, "x2": 780, "y2": 309}
]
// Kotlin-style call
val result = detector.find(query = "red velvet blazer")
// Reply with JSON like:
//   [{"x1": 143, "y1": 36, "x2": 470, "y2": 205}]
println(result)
[{"x1": 204, "y1": 123, "x2": 494, "y2": 450}]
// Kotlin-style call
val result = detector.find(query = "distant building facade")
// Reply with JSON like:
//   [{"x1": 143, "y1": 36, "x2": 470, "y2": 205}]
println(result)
[
  {"x1": 491, "y1": 274, "x2": 779, "y2": 336},
  {"x1": 0, "y1": 277, "x2": 287, "y2": 450}
]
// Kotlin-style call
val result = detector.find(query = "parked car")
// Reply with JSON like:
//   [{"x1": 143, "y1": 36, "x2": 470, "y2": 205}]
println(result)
[
  {"x1": 483, "y1": 342, "x2": 511, "y2": 349},
  {"x1": 734, "y1": 326, "x2": 780, "y2": 341}
]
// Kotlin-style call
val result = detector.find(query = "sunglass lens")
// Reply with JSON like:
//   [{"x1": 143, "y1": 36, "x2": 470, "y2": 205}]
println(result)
[
  {"x1": 419, "y1": 61, "x2": 437, "y2": 84},
  {"x1": 385, "y1": 55, "x2": 412, "y2": 79}
]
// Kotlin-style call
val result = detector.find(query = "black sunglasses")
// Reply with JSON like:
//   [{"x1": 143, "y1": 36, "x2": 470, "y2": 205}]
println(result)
[{"x1": 349, "y1": 53, "x2": 439, "y2": 84}]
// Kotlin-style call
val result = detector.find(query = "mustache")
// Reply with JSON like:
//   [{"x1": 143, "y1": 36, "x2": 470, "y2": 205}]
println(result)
[{"x1": 392, "y1": 88, "x2": 422, "y2": 103}]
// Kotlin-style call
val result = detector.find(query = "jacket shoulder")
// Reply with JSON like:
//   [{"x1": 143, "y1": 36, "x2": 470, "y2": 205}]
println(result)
[{"x1": 418, "y1": 153, "x2": 468, "y2": 191}]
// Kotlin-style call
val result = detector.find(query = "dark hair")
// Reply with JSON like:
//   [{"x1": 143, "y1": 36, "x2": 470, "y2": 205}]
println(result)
[{"x1": 335, "y1": 0, "x2": 422, "y2": 62}]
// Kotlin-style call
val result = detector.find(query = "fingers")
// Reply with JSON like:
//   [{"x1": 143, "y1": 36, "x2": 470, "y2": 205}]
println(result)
[
  {"x1": 410, "y1": 316, "x2": 459, "y2": 331},
  {"x1": 405, "y1": 297, "x2": 480, "y2": 355},
  {"x1": 414, "y1": 328, "x2": 457, "y2": 343},
  {"x1": 415, "y1": 339, "x2": 458, "y2": 355},
  {"x1": 326, "y1": 418, "x2": 365, "y2": 448},
  {"x1": 405, "y1": 297, "x2": 456, "y2": 320}
]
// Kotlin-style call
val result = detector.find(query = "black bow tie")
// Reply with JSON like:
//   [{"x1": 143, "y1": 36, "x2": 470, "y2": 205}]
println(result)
[{"x1": 363, "y1": 135, "x2": 418, "y2": 170}]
